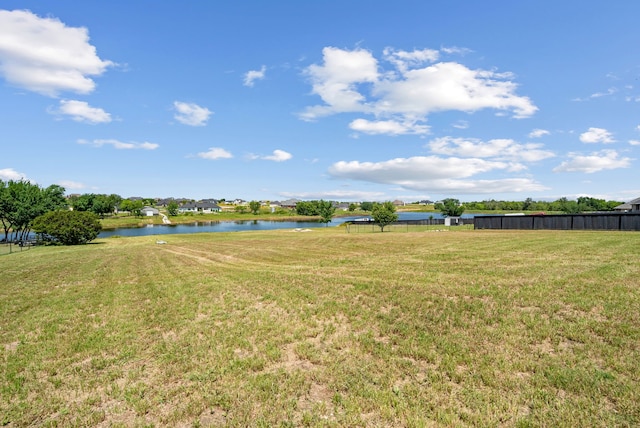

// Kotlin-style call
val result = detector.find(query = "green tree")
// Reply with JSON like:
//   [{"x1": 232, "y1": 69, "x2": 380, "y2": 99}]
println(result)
[
  {"x1": 295, "y1": 201, "x2": 317, "y2": 216},
  {"x1": 348, "y1": 203, "x2": 358, "y2": 212},
  {"x1": 436, "y1": 198, "x2": 465, "y2": 217},
  {"x1": 317, "y1": 200, "x2": 336, "y2": 225},
  {"x1": 32, "y1": 210, "x2": 102, "y2": 245},
  {"x1": 360, "y1": 201, "x2": 374, "y2": 211},
  {"x1": 235, "y1": 205, "x2": 248, "y2": 214},
  {"x1": 0, "y1": 180, "x2": 67, "y2": 242},
  {"x1": 249, "y1": 200, "x2": 261, "y2": 215},
  {"x1": 167, "y1": 201, "x2": 179, "y2": 216},
  {"x1": 70, "y1": 193, "x2": 120, "y2": 217},
  {"x1": 371, "y1": 201, "x2": 398, "y2": 232}
]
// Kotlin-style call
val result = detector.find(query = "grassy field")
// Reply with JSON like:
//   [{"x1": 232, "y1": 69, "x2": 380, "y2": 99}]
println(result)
[{"x1": 1, "y1": 228, "x2": 639, "y2": 426}]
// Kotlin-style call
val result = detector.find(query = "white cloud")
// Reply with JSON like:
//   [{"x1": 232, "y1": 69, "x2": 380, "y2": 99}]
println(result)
[
  {"x1": 57, "y1": 180, "x2": 85, "y2": 190},
  {"x1": 264, "y1": 149, "x2": 292, "y2": 162},
  {"x1": 78, "y1": 139, "x2": 158, "y2": 150},
  {"x1": 629, "y1": 140, "x2": 640, "y2": 146},
  {"x1": 529, "y1": 128, "x2": 550, "y2": 138},
  {"x1": 428, "y1": 137, "x2": 555, "y2": 162},
  {"x1": 197, "y1": 147, "x2": 233, "y2": 160},
  {"x1": 590, "y1": 87, "x2": 618, "y2": 99},
  {"x1": 248, "y1": 149, "x2": 293, "y2": 162},
  {"x1": 349, "y1": 118, "x2": 430, "y2": 135},
  {"x1": 0, "y1": 9, "x2": 113, "y2": 96},
  {"x1": 54, "y1": 99, "x2": 111, "y2": 123},
  {"x1": 580, "y1": 127, "x2": 615, "y2": 143},
  {"x1": 173, "y1": 101, "x2": 212, "y2": 126},
  {"x1": 382, "y1": 47, "x2": 439, "y2": 73},
  {"x1": 243, "y1": 65, "x2": 266, "y2": 87},
  {"x1": 300, "y1": 46, "x2": 537, "y2": 128},
  {"x1": 440, "y1": 46, "x2": 473, "y2": 56},
  {"x1": 328, "y1": 156, "x2": 546, "y2": 194},
  {"x1": 300, "y1": 47, "x2": 379, "y2": 120},
  {"x1": 0, "y1": 168, "x2": 28, "y2": 181},
  {"x1": 553, "y1": 150, "x2": 632, "y2": 173}
]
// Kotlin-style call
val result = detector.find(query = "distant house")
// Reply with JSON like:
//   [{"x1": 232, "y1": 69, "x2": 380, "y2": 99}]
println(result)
[
  {"x1": 615, "y1": 197, "x2": 640, "y2": 212},
  {"x1": 393, "y1": 200, "x2": 405, "y2": 206},
  {"x1": 141, "y1": 206, "x2": 159, "y2": 216},
  {"x1": 279, "y1": 199, "x2": 300, "y2": 210},
  {"x1": 614, "y1": 203, "x2": 632, "y2": 212},
  {"x1": 178, "y1": 201, "x2": 222, "y2": 214}
]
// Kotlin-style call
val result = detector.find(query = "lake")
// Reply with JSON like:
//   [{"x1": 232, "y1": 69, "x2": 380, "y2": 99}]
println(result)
[{"x1": 98, "y1": 212, "x2": 476, "y2": 238}]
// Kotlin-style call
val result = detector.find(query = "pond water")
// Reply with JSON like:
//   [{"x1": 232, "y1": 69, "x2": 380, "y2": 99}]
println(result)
[{"x1": 98, "y1": 212, "x2": 476, "y2": 238}]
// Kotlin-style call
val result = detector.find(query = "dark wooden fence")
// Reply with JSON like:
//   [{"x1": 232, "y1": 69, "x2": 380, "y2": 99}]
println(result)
[{"x1": 474, "y1": 213, "x2": 640, "y2": 231}]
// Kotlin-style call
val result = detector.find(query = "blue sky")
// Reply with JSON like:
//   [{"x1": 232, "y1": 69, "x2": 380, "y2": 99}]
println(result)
[{"x1": 1, "y1": 1, "x2": 639, "y2": 203}]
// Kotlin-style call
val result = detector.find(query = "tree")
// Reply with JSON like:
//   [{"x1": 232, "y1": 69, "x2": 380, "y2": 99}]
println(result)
[
  {"x1": 360, "y1": 201, "x2": 374, "y2": 211},
  {"x1": 371, "y1": 201, "x2": 398, "y2": 232},
  {"x1": 32, "y1": 210, "x2": 101, "y2": 245},
  {"x1": 167, "y1": 201, "x2": 179, "y2": 216},
  {"x1": 295, "y1": 201, "x2": 317, "y2": 216},
  {"x1": 249, "y1": 200, "x2": 261, "y2": 215},
  {"x1": 0, "y1": 180, "x2": 67, "y2": 242},
  {"x1": 317, "y1": 199, "x2": 336, "y2": 225},
  {"x1": 130, "y1": 200, "x2": 144, "y2": 217},
  {"x1": 436, "y1": 198, "x2": 465, "y2": 217}
]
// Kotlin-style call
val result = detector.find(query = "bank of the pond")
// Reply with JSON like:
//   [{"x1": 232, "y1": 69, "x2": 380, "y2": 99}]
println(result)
[{"x1": 98, "y1": 212, "x2": 476, "y2": 238}]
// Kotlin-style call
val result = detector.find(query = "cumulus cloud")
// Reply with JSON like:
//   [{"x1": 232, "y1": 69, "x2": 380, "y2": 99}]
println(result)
[
  {"x1": 328, "y1": 156, "x2": 546, "y2": 194},
  {"x1": 529, "y1": 128, "x2": 550, "y2": 138},
  {"x1": 0, "y1": 167, "x2": 28, "y2": 181},
  {"x1": 173, "y1": 101, "x2": 212, "y2": 126},
  {"x1": 53, "y1": 99, "x2": 111, "y2": 123},
  {"x1": 428, "y1": 137, "x2": 555, "y2": 162},
  {"x1": 196, "y1": 147, "x2": 233, "y2": 160},
  {"x1": 243, "y1": 65, "x2": 266, "y2": 87},
  {"x1": 300, "y1": 46, "x2": 537, "y2": 131},
  {"x1": 580, "y1": 127, "x2": 615, "y2": 143},
  {"x1": 0, "y1": 9, "x2": 113, "y2": 96},
  {"x1": 349, "y1": 118, "x2": 430, "y2": 135},
  {"x1": 553, "y1": 150, "x2": 632, "y2": 173},
  {"x1": 300, "y1": 47, "x2": 379, "y2": 120},
  {"x1": 78, "y1": 139, "x2": 158, "y2": 150},
  {"x1": 629, "y1": 140, "x2": 640, "y2": 146}
]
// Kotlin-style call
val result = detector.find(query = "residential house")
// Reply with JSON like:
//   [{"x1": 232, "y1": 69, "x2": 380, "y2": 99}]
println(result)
[
  {"x1": 279, "y1": 199, "x2": 300, "y2": 210},
  {"x1": 615, "y1": 197, "x2": 640, "y2": 212},
  {"x1": 178, "y1": 201, "x2": 222, "y2": 214},
  {"x1": 141, "y1": 206, "x2": 159, "y2": 216}
]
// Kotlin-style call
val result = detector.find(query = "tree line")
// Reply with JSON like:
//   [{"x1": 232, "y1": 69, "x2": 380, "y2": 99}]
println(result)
[{"x1": 459, "y1": 197, "x2": 623, "y2": 213}]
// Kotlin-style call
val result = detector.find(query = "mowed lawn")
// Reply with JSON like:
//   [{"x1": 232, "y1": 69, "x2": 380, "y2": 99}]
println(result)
[{"x1": 1, "y1": 228, "x2": 639, "y2": 427}]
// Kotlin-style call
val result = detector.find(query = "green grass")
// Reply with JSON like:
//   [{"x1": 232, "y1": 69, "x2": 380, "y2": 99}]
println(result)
[{"x1": 1, "y1": 229, "x2": 639, "y2": 426}]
